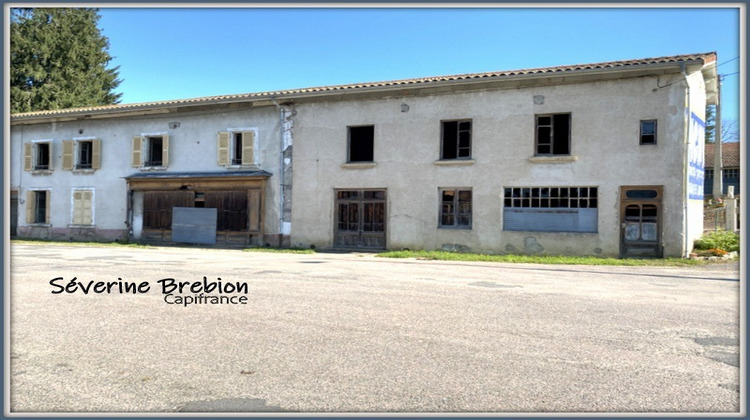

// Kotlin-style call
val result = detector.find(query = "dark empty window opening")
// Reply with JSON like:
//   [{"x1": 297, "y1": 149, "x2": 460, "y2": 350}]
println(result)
[
  {"x1": 232, "y1": 132, "x2": 243, "y2": 165},
  {"x1": 77, "y1": 141, "x2": 93, "y2": 169},
  {"x1": 535, "y1": 114, "x2": 571, "y2": 155},
  {"x1": 34, "y1": 191, "x2": 47, "y2": 224},
  {"x1": 440, "y1": 189, "x2": 472, "y2": 228},
  {"x1": 640, "y1": 120, "x2": 657, "y2": 145},
  {"x1": 35, "y1": 143, "x2": 50, "y2": 170},
  {"x1": 146, "y1": 136, "x2": 163, "y2": 167},
  {"x1": 441, "y1": 120, "x2": 471, "y2": 160},
  {"x1": 348, "y1": 126, "x2": 374, "y2": 162}
]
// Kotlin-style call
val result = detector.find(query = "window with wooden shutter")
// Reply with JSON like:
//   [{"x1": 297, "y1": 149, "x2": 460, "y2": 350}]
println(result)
[
  {"x1": 62, "y1": 140, "x2": 74, "y2": 170},
  {"x1": 24, "y1": 143, "x2": 33, "y2": 171},
  {"x1": 132, "y1": 136, "x2": 143, "y2": 167},
  {"x1": 217, "y1": 132, "x2": 230, "y2": 166},
  {"x1": 72, "y1": 190, "x2": 94, "y2": 225},
  {"x1": 26, "y1": 190, "x2": 49, "y2": 224},
  {"x1": 241, "y1": 131, "x2": 255, "y2": 166}
]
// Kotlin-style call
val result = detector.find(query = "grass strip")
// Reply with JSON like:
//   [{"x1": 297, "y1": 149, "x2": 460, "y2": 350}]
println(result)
[{"x1": 377, "y1": 250, "x2": 707, "y2": 267}]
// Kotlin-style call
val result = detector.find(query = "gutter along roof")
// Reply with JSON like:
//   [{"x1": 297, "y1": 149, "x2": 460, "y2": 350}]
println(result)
[{"x1": 11, "y1": 52, "x2": 718, "y2": 124}]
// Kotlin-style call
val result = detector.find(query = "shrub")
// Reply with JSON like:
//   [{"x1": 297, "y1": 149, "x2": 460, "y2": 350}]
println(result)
[{"x1": 694, "y1": 230, "x2": 740, "y2": 253}]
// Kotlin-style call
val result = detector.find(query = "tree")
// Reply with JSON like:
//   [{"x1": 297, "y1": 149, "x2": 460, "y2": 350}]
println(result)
[
  {"x1": 10, "y1": 8, "x2": 122, "y2": 113},
  {"x1": 705, "y1": 105, "x2": 740, "y2": 143}
]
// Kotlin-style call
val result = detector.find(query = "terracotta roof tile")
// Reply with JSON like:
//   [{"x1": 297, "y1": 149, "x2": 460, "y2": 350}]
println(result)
[
  {"x1": 11, "y1": 51, "x2": 717, "y2": 120},
  {"x1": 705, "y1": 142, "x2": 741, "y2": 168}
]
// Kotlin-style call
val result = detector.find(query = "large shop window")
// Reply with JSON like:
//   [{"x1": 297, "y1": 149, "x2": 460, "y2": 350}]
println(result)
[{"x1": 503, "y1": 186, "x2": 598, "y2": 233}]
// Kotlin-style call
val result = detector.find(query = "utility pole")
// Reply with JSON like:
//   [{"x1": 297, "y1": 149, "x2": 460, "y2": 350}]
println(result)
[{"x1": 712, "y1": 75, "x2": 723, "y2": 198}]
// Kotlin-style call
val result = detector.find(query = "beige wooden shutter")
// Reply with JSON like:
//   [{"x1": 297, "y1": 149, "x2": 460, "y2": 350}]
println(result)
[
  {"x1": 92, "y1": 140, "x2": 101, "y2": 169},
  {"x1": 161, "y1": 135, "x2": 170, "y2": 167},
  {"x1": 62, "y1": 140, "x2": 74, "y2": 170},
  {"x1": 47, "y1": 143, "x2": 54, "y2": 170},
  {"x1": 73, "y1": 190, "x2": 93, "y2": 225},
  {"x1": 217, "y1": 132, "x2": 230, "y2": 166},
  {"x1": 26, "y1": 191, "x2": 35, "y2": 223},
  {"x1": 44, "y1": 191, "x2": 50, "y2": 224},
  {"x1": 24, "y1": 143, "x2": 33, "y2": 171},
  {"x1": 72, "y1": 191, "x2": 83, "y2": 224},
  {"x1": 132, "y1": 136, "x2": 143, "y2": 167},
  {"x1": 247, "y1": 189, "x2": 262, "y2": 233},
  {"x1": 241, "y1": 131, "x2": 255, "y2": 166}
]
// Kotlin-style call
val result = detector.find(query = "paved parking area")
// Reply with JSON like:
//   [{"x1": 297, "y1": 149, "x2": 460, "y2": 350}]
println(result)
[{"x1": 8, "y1": 243, "x2": 742, "y2": 414}]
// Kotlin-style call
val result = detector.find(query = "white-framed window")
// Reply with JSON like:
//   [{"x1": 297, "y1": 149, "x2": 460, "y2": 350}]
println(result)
[
  {"x1": 26, "y1": 189, "x2": 50, "y2": 225},
  {"x1": 70, "y1": 188, "x2": 95, "y2": 226},
  {"x1": 132, "y1": 133, "x2": 169, "y2": 168},
  {"x1": 217, "y1": 129, "x2": 256, "y2": 167},
  {"x1": 62, "y1": 138, "x2": 101, "y2": 170},
  {"x1": 23, "y1": 140, "x2": 54, "y2": 172}
]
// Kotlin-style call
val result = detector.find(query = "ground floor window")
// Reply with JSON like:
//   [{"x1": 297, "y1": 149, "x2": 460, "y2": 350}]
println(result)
[
  {"x1": 26, "y1": 190, "x2": 50, "y2": 224},
  {"x1": 439, "y1": 188, "x2": 472, "y2": 228},
  {"x1": 503, "y1": 186, "x2": 598, "y2": 233},
  {"x1": 71, "y1": 189, "x2": 94, "y2": 226}
]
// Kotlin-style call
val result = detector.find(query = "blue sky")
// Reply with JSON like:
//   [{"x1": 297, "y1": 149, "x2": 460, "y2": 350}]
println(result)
[{"x1": 97, "y1": 6, "x2": 742, "y2": 123}]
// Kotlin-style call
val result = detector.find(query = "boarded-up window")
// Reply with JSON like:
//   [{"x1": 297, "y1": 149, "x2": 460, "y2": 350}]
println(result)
[
  {"x1": 72, "y1": 190, "x2": 94, "y2": 225},
  {"x1": 204, "y1": 191, "x2": 248, "y2": 231},
  {"x1": 503, "y1": 186, "x2": 597, "y2": 233},
  {"x1": 143, "y1": 191, "x2": 194, "y2": 229}
]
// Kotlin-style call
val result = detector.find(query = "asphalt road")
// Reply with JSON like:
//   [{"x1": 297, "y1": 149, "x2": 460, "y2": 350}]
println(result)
[{"x1": 8, "y1": 243, "x2": 742, "y2": 414}]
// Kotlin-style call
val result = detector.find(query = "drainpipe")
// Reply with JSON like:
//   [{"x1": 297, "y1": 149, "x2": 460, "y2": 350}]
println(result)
[
  {"x1": 270, "y1": 97, "x2": 286, "y2": 245},
  {"x1": 713, "y1": 77, "x2": 723, "y2": 198},
  {"x1": 680, "y1": 62, "x2": 691, "y2": 258}
]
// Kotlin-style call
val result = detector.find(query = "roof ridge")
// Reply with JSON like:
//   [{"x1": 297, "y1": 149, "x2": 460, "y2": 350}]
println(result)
[{"x1": 11, "y1": 51, "x2": 716, "y2": 119}]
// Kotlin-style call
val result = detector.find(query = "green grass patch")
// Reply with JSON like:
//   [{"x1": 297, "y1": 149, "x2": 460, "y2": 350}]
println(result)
[
  {"x1": 11, "y1": 238, "x2": 152, "y2": 248},
  {"x1": 377, "y1": 250, "x2": 706, "y2": 267},
  {"x1": 694, "y1": 230, "x2": 740, "y2": 253},
  {"x1": 243, "y1": 247, "x2": 316, "y2": 254}
]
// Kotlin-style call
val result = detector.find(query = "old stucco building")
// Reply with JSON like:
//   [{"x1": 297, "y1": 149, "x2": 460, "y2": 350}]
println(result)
[{"x1": 10, "y1": 52, "x2": 718, "y2": 257}]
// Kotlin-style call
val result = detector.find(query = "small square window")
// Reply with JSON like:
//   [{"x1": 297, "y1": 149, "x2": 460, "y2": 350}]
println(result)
[
  {"x1": 640, "y1": 120, "x2": 657, "y2": 145},
  {"x1": 348, "y1": 125, "x2": 374, "y2": 162}
]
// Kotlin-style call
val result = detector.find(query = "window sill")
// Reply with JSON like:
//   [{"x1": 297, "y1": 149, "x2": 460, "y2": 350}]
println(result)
[
  {"x1": 27, "y1": 223, "x2": 51, "y2": 227},
  {"x1": 341, "y1": 162, "x2": 377, "y2": 169},
  {"x1": 72, "y1": 169, "x2": 96, "y2": 174},
  {"x1": 528, "y1": 155, "x2": 578, "y2": 163},
  {"x1": 434, "y1": 159, "x2": 475, "y2": 166},
  {"x1": 31, "y1": 170, "x2": 53, "y2": 175},
  {"x1": 438, "y1": 226, "x2": 472, "y2": 230},
  {"x1": 227, "y1": 164, "x2": 260, "y2": 170},
  {"x1": 139, "y1": 166, "x2": 168, "y2": 171},
  {"x1": 68, "y1": 224, "x2": 96, "y2": 228}
]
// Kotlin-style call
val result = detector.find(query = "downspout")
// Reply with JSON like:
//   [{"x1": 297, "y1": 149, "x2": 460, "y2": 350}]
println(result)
[
  {"x1": 680, "y1": 62, "x2": 691, "y2": 258},
  {"x1": 270, "y1": 97, "x2": 286, "y2": 244},
  {"x1": 713, "y1": 77, "x2": 723, "y2": 197}
]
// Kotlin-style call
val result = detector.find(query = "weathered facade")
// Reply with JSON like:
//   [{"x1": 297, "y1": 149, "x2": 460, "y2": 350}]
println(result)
[
  {"x1": 11, "y1": 103, "x2": 295, "y2": 246},
  {"x1": 10, "y1": 52, "x2": 718, "y2": 257}
]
